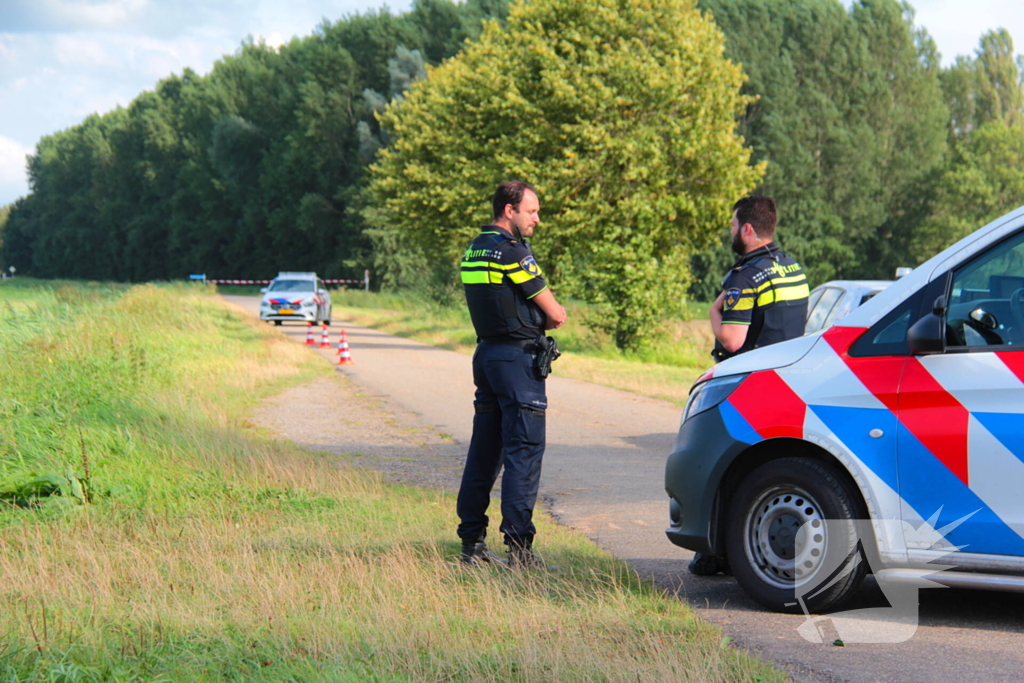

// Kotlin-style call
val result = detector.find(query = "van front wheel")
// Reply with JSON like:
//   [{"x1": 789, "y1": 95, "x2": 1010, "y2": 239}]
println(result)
[{"x1": 725, "y1": 457, "x2": 868, "y2": 614}]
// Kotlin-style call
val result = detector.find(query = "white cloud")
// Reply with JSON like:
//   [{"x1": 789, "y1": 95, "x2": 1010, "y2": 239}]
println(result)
[
  {"x1": 42, "y1": 0, "x2": 148, "y2": 31},
  {"x1": 0, "y1": 135, "x2": 32, "y2": 185},
  {"x1": 53, "y1": 34, "x2": 119, "y2": 67}
]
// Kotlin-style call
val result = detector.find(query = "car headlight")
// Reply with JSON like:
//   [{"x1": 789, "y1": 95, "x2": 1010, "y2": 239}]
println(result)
[
  {"x1": 301, "y1": 300, "x2": 315, "y2": 308},
  {"x1": 681, "y1": 374, "x2": 748, "y2": 425}
]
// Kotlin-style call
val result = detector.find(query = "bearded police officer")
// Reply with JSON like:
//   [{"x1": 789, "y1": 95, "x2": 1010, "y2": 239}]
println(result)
[
  {"x1": 691, "y1": 195, "x2": 810, "y2": 576},
  {"x1": 457, "y1": 181, "x2": 566, "y2": 568}
]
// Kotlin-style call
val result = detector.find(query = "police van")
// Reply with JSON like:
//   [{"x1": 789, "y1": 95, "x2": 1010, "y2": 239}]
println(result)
[{"x1": 666, "y1": 205, "x2": 1024, "y2": 613}]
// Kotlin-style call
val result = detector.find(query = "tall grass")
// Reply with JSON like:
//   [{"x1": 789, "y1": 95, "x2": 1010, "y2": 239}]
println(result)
[
  {"x1": 330, "y1": 289, "x2": 714, "y2": 405},
  {"x1": 0, "y1": 279, "x2": 783, "y2": 682}
]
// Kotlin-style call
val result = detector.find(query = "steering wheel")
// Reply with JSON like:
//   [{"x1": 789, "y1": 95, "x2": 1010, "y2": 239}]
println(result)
[{"x1": 1011, "y1": 287, "x2": 1024, "y2": 332}]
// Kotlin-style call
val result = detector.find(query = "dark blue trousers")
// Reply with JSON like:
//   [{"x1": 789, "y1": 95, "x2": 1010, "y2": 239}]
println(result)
[{"x1": 457, "y1": 342, "x2": 547, "y2": 545}]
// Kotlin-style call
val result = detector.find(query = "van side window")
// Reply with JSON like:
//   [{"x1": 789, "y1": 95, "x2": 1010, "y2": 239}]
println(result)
[
  {"x1": 946, "y1": 230, "x2": 1024, "y2": 348},
  {"x1": 849, "y1": 288, "x2": 926, "y2": 358}
]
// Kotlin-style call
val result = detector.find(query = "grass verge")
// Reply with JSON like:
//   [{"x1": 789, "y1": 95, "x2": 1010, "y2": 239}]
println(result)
[
  {"x1": 326, "y1": 289, "x2": 714, "y2": 406},
  {"x1": 0, "y1": 278, "x2": 783, "y2": 682}
]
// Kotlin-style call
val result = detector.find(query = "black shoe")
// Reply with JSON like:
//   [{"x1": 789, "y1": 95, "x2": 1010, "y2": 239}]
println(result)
[
  {"x1": 460, "y1": 541, "x2": 506, "y2": 566},
  {"x1": 506, "y1": 538, "x2": 559, "y2": 571},
  {"x1": 688, "y1": 552, "x2": 725, "y2": 576},
  {"x1": 507, "y1": 545, "x2": 547, "y2": 569}
]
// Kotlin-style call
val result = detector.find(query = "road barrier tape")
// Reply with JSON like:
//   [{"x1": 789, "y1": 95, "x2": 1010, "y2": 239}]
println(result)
[{"x1": 207, "y1": 279, "x2": 367, "y2": 284}]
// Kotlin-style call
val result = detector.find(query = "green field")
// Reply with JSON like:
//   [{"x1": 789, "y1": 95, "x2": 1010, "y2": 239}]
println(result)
[{"x1": 0, "y1": 279, "x2": 782, "y2": 682}]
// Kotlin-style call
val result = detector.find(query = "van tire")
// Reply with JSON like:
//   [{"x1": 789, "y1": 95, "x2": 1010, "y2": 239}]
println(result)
[{"x1": 725, "y1": 457, "x2": 868, "y2": 614}]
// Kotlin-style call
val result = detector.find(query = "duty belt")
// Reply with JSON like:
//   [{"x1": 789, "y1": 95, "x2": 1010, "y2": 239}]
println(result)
[{"x1": 478, "y1": 337, "x2": 538, "y2": 350}]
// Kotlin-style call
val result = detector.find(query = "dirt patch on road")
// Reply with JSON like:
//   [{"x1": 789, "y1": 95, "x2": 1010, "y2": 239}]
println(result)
[{"x1": 250, "y1": 372, "x2": 467, "y2": 492}]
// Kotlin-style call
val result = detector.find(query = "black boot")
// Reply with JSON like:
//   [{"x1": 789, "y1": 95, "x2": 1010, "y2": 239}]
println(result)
[
  {"x1": 688, "y1": 552, "x2": 728, "y2": 576},
  {"x1": 460, "y1": 541, "x2": 506, "y2": 566},
  {"x1": 506, "y1": 536, "x2": 552, "y2": 570}
]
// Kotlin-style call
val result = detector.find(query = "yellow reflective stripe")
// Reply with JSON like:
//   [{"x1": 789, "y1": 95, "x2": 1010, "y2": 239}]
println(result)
[
  {"x1": 461, "y1": 260, "x2": 524, "y2": 271},
  {"x1": 776, "y1": 283, "x2": 810, "y2": 300},
  {"x1": 773, "y1": 274, "x2": 808, "y2": 286},
  {"x1": 729, "y1": 298, "x2": 755, "y2": 311},
  {"x1": 508, "y1": 270, "x2": 538, "y2": 284},
  {"x1": 461, "y1": 271, "x2": 488, "y2": 284},
  {"x1": 461, "y1": 269, "x2": 505, "y2": 283},
  {"x1": 720, "y1": 320, "x2": 751, "y2": 325},
  {"x1": 755, "y1": 283, "x2": 809, "y2": 306},
  {"x1": 740, "y1": 274, "x2": 807, "y2": 295}
]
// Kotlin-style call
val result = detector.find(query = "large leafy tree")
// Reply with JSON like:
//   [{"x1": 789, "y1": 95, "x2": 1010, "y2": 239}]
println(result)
[
  {"x1": 694, "y1": 0, "x2": 948, "y2": 291},
  {"x1": 365, "y1": 0, "x2": 761, "y2": 348}
]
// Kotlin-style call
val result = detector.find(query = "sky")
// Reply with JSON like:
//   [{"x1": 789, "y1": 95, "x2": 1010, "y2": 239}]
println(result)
[{"x1": 1, "y1": 0, "x2": 1023, "y2": 207}]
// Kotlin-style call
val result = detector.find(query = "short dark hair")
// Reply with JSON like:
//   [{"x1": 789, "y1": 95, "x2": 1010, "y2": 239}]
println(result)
[
  {"x1": 733, "y1": 196, "x2": 777, "y2": 240},
  {"x1": 492, "y1": 181, "x2": 536, "y2": 221}
]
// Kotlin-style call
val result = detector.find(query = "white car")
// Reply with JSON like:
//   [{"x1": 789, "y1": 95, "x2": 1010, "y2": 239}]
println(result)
[
  {"x1": 258, "y1": 272, "x2": 332, "y2": 326},
  {"x1": 805, "y1": 280, "x2": 892, "y2": 335}
]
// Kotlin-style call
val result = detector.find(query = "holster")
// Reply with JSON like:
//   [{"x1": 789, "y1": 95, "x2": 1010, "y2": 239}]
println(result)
[{"x1": 534, "y1": 336, "x2": 561, "y2": 379}]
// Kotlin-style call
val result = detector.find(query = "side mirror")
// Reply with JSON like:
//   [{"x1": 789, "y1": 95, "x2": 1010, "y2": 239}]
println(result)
[
  {"x1": 907, "y1": 296, "x2": 946, "y2": 354},
  {"x1": 260, "y1": 287, "x2": 268, "y2": 293}
]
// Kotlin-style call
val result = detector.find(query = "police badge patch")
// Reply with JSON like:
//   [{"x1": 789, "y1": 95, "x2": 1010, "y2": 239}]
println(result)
[
  {"x1": 723, "y1": 288, "x2": 741, "y2": 310},
  {"x1": 519, "y1": 255, "x2": 541, "y2": 276}
]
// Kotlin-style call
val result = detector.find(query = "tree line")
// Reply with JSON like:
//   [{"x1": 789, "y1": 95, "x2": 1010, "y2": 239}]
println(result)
[
  {"x1": 0, "y1": 0, "x2": 510, "y2": 282},
  {"x1": 2, "y1": 0, "x2": 1024, "y2": 347}
]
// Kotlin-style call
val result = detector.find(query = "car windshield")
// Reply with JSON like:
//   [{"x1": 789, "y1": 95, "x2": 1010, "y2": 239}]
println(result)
[{"x1": 268, "y1": 280, "x2": 314, "y2": 292}]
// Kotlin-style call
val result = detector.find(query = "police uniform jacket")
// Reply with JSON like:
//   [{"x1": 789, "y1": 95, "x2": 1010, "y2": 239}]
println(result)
[
  {"x1": 716, "y1": 242, "x2": 810, "y2": 359},
  {"x1": 460, "y1": 225, "x2": 547, "y2": 343}
]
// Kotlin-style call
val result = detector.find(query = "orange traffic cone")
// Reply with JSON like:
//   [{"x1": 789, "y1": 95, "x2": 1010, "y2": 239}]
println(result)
[
  {"x1": 335, "y1": 328, "x2": 348, "y2": 356},
  {"x1": 305, "y1": 322, "x2": 315, "y2": 345},
  {"x1": 319, "y1": 322, "x2": 331, "y2": 348},
  {"x1": 337, "y1": 329, "x2": 355, "y2": 365}
]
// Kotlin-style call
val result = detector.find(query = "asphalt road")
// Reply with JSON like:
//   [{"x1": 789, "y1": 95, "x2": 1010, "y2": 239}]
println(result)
[{"x1": 224, "y1": 295, "x2": 1024, "y2": 683}]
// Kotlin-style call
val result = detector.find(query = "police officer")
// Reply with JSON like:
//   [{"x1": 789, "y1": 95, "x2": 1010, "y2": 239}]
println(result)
[
  {"x1": 457, "y1": 181, "x2": 566, "y2": 567},
  {"x1": 691, "y1": 195, "x2": 810, "y2": 576}
]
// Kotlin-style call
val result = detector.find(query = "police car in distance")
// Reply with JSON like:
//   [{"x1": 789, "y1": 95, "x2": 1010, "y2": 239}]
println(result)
[
  {"x1": 804, "y1": 280, "x2": 893, "y2": 335},
  {"x1": 667, "y1": 206, "x2": 1024, "y2": 614},
  {"x1": 258, "y1": 272, "x2": 332, "y2": 326}
]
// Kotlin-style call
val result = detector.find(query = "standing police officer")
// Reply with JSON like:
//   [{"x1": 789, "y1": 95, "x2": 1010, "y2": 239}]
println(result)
[
  {"x1": 457, "y1": 181, "x2": 566, "y2": 567},
  {"x1": 691, "y1": 195, "x2": 810, "y2": 576}
]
